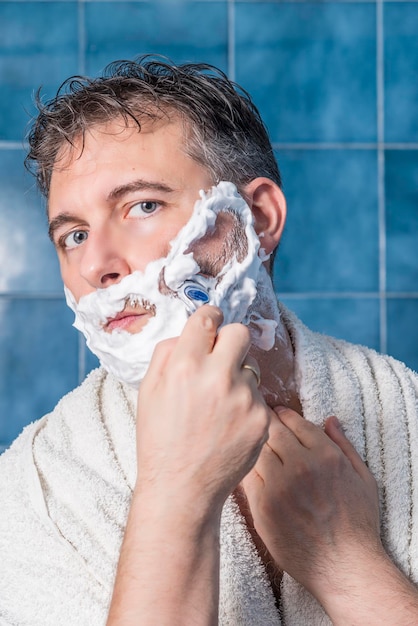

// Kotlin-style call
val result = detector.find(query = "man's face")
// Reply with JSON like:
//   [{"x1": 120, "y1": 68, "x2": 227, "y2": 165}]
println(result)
[
  {"x1": 48, "y1": 116, "x2": 215, "y2": 334},
  {"x1": 48, "y1": 116, "x2": 269, "y2": 387}
]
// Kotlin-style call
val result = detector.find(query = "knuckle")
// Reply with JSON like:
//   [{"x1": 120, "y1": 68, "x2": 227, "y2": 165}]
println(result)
[
  {"x1": 250, "y1": 404, "x2": 271, "y2": 440},
  {"x1": 234, "y1": 323, "x2": 251, "y2": 345},
  {"x1": 207, "y1": 368, "x2": 231, "y2": 395},
  {"x1": 219, "y1": 322, "x2": 251, "y2": 346},
  {"x1": 238, "y1": 384, "x2": 254, "y2": 409},
  {"x1": 191, "y1": 305, "x2": 222, "y2": 332},
  {"x1": 292, "y1": 458, "x2": 311, "y2": 480},
  {"x1": 172, "y1": 356, "x2": 198, "y2": 381},
  {"x1": 154, "y1": 336, "x2": 177, "y2": 355},
  {"x1": 321, "y1": 445, "x2": 343, "y2": 468}
]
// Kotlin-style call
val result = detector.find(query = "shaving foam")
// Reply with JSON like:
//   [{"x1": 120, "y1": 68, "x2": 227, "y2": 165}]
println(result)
[{"x1": 65, "y1": 181, "x2": 276, "y2": 387}]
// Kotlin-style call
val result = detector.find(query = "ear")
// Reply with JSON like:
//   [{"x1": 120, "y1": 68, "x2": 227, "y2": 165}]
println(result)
[{"x1": 243, "y1": 177, "x2": 287, "y2": 255}]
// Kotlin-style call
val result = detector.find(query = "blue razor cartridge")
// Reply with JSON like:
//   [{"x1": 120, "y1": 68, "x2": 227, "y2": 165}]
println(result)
[
  {"x1": 183, "y1": 283, "x2": 210, "y2": 303},
  {"x1": 177, "y1": 279, "x2": 210, "y2": 312}
]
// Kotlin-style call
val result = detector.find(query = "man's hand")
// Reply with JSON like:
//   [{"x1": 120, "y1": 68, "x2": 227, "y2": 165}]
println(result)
[
  {"x1": 242, "y1": 407, "x2": 418, "y2": 625},
  {"x1": 243, "y1": 407, "x2": 380, "y2": 593},
  {"x1": 135, "y1": 304, "x2": 270, "y2": 516},
  {"x1": 108, "y1": 306, "x2": 270, "y2": 625}
]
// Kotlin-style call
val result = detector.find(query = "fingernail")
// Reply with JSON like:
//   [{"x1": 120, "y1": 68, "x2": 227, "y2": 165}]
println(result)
[{"x1": 333, "y1": 416, "x2": 346, "y2": 433}]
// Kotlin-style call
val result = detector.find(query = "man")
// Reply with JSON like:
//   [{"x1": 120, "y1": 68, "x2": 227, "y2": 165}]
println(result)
[{"x1": 1, "y1": 57, "x2": 418, "y2": 625}]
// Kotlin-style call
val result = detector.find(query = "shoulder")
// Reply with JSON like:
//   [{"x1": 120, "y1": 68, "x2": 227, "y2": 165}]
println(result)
[
  {"x1": 0, "y1": 368, "x2": 107, "y2": 497},
  {"x1": 0, "y1": 368, "x2": 112, "y2": 625},
  {"x1": 279, "y1": 303, "x2": 418, "y2": 456},
  {"x1": 0, "y1": 421, "x2": 39, "y2": 503}
]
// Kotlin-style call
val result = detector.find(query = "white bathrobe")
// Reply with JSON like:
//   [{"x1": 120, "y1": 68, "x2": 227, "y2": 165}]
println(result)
[{"x1": 1, "y1": 307, "x2": 418, "y2": 625}]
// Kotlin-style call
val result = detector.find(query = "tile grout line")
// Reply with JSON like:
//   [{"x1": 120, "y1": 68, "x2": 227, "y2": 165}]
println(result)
[
  {"x1": 0, "y1": 142, "x2": 27, "y2": 150},
  {"x1": 7, "y1": 0, "x2": 418, "y2": 3},
  {"x1": 3, "y1": 142, "x2": 418, "y2": 151},
  {"x1": 272, "y1": 142, "x2": 418, "y2": 150},
  {"x1": 279, "y1": 292, "x2": 418, "y2": 299},
  {"x1": 78, "y1": 0, "x2": 86, "y2": 76},
  {"x1": 227, "y1": 0, "x2": 235, "y2": 82},
  {"x1": 0, "y1": 293, "x2": 65, "y2": 300},
  {"x1": 377, "y1": 0, "x2": 387, "y2": 354}
]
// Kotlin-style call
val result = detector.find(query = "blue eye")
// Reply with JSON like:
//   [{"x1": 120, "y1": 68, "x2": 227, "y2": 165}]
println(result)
[
  {"x1": 128, "y1": 201, "x2": 160, "y2": 217},
  {"x1": 63, "y1": 230, "x2": 88, "y2": 249}
]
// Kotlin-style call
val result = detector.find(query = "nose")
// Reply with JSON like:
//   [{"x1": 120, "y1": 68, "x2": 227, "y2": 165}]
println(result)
[{"x1": 79, "y1": 229, "x2": 131, "y2": 289}]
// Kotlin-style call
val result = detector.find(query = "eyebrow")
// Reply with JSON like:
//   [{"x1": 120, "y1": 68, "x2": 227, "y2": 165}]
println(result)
[
  {"x1": 48, "y1": 213, "x2": 87, "y2": 243},
  {"x1": 106, "y1": 178, "x2": 177, "y2": 202},
  {"x1": 48, "y1": 179, "x2": 177, "y2": 242}
]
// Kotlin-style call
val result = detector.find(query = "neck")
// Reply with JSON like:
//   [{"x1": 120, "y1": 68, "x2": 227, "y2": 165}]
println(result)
[{"x1": 248, "y1": 272, "x2": 302, "y2": 414}]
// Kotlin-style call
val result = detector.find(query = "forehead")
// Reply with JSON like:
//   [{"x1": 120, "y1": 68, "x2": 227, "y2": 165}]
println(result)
[
  {"x1": 47, "y1": 114, "x2": 214, "y2": 221},
  {"x1": 48, "y1": 116, "x2": 199, "y2": 206},
  {"x1": 52, "y1": 114, "x2": 187, "y2": 173}
]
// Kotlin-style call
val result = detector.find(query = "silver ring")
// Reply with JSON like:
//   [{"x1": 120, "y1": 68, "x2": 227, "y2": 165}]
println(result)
[{"x1": 242, "y1": 363, "x2": 261, "y2": 387}]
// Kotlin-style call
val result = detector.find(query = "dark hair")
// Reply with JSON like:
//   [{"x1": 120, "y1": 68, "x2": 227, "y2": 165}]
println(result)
[{"x1": 25, "y1": 55, "x2": 281, "y2": 198}]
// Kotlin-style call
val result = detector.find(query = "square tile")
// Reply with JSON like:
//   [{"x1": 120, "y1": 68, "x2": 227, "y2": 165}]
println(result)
[
  {"x1": 85, "y1": 1, "x2": 228, "y2": 75},
  {"x1": 385, "y1": 150, "x2": 418, "y2": 293},
  {"x1": 0, "y1": 297, "x2": 79, "y2": 446},
  {"x1": 273, "y1": 149, "x2": 379, "y2": 293},
  {"x1": 281, "y1": 296, "x2": 380, "y2": 351},
  {"x1": 235, "y1": 3, "x2": 377, "y2": 142},
  {"x1": 384, "y1": 5, "x2": 418, "y2": 143},
  {"x1": 0, "y1": 2, "x2": 79, "y2": 141},
  {"x1": 0, "y1": 150, "x2": 63, "y2": 294},
  {"x1": 387, "y1": 298, "x2": 418, "y2": 374}
]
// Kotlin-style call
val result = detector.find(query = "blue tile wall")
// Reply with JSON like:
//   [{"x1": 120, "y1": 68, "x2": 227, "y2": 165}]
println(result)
[
  {"x1": 386, "y1": 149, "x2": 418, "y2": 292},
  {"x1": 384, "y1": 4, "x2": 418, "y2": 142},
  {"x1": 235, "y1": 3, "x2": 377, "y2": 143},
  {"x1": 273, "y1": 149, "x2": 379, "y2": 293},
  {"x1": 85, "y1": 2, "x2": 229, "y2": 75},
  {"x1": 281, "y1": 297, "x2": 381, "y2": 353},
  {"x1": 387, "y1": 298, "x2": 418, "y2": 373},
  {"x1": 1, "y1": 0, "x2": 417, "y2": 450},
  {"x1": 0, "y1": 298, "x2": 79, "y2": 444},
  {"x1": 0, "y1": 2, "x2": 79, "y2": 141},
  {"x1": 0, "y1": 150, "x2": 62, "y2": 293}
]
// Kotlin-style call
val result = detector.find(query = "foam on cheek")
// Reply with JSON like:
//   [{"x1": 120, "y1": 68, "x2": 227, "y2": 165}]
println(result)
[{"x1": 64, "y1": 181, "x2": 270, "y2": 388}]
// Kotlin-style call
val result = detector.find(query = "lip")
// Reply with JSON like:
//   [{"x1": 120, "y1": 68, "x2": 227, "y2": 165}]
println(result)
[{"x1": 105, "y1": 307, "x2": 152, "y2": 333}]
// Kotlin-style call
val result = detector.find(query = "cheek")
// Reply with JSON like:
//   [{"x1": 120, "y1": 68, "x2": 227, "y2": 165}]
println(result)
[
  {"x1": 127, "y1": 211, "x2": 193, "y2": 262},
  {"x1": 61, "y1": 267, "x2": 91, "y2": 302},
  {"x1": 123, "y1": 220, "x2": 188, "y2": 269},
  {"x1": 186, "y1": 212, "x2": 246, "y2": 276},
  {"x1": 60, "y1": 261, "x2": 97, "y2": 305}
]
